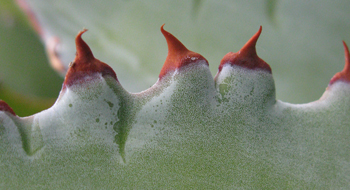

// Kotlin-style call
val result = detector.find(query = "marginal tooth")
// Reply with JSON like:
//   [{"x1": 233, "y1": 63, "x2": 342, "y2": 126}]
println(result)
[
  {"x1": 63, "y1": 29, "x2": 118, "y2": 89},
  {"x1": 0, "y1": 100, "x2": 16, "y2": 116},
  {"x1": 159, "y1": 24, "x2": 208, "y2": 79},
  {"x1": 217, "y1": 26, "x2": 271, "y2": 73},
  {"x1": 74, "y1": 29, "x2": 94, "y2": 63},
  {"x1": 329, "y1": 41, "x2": 350, "y2": 85}
]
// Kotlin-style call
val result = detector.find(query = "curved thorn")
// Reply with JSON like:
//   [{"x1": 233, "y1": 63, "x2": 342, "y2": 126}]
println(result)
[
  {"x1": 160, "y1": 24, "x2": 189, "y2": 56},
  {"x1": 159, "y1": 25, "x2": 207, "y2": 79},
  {"x1": 75, "y1": 29, "x2": 94, "y2": 64},
  {"x1": 329, "y1": 41, "x2": 350, "y2": 85},
  {"x1": 63, "y1": 29, "x2": 117, "y2": 89},
  {"x1": 218, "y1": 26, "x2": 271, "y2": 73},
  {"x1": 342, "y1": 41, "x2": 350, "y2": 74},
  {"x1": 239, "y1": 25, "x2": 262, "y2": 57}
]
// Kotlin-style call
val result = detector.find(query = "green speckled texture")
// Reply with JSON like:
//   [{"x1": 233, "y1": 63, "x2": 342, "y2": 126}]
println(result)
[{"x1": 1, "y1": 60, "x2": 349, "y2": 188}]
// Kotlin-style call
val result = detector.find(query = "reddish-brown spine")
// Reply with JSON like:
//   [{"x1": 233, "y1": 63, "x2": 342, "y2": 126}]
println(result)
[
  {"x1": 63, "y1": 29, "x2": 117, "y2": 89},
  {"x1": 159, "y1": 25, "x2": 208, "y2": 79},
  {"x1": 218, "y1": 26, "x2": 272, "y2": 73},
  {"x1": 329, "y1": 41, "x2": 350, "y2": 85}
]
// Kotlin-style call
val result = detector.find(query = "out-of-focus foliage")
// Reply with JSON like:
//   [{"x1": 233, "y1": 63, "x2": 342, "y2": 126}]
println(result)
[
  {"x1": 23, "y1": 0, "x2": 350, "y2": 103},
  {"x1": 0, "y1": 0, "x2": 63, "y2": 116}
]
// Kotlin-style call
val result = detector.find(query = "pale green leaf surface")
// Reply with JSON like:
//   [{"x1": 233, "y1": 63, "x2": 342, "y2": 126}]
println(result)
[
  {"x1": 1, "y1": 0, "x2": 350, "y2": 188},
  {"x1": 1, "y1": 61, "x2": 349, "y2": 188},
  {"x1": 23, "y1": 0, "x2": 350, "y2": 103}
]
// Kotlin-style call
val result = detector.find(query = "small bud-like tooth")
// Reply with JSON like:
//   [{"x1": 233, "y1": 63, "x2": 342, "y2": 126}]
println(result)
[
  {"x1": 159, "y1": 24, "x2": 208, "y2": 79},
  {"x1": 0, "y1": 100, "x2": 16, "y2": 116},
  {"x1": 63, "y1": 29, "x2": 118, "y2": 89},
  {"x1": 218, "y1": 26, "x2": 272, "y2": 73},
  {"x1": 329, "y1": 41, "x2": 350, "y2": 85}
]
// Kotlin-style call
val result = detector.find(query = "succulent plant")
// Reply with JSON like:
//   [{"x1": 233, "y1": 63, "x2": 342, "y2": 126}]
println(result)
[
  {"x1": 1, "y1": 0, "x2": 350, "y2": 188},
  {"x1": 1, "y1": 19, "x2": 350, "y2": 188}
]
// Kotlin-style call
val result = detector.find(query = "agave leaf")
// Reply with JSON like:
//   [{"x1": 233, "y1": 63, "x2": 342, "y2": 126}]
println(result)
[
  {"x1": 20, "y1": 0, "x2": 350, "y2": 103},
  {"x1": 0, "y1": 26, "x2": 349, "y2": 188}
]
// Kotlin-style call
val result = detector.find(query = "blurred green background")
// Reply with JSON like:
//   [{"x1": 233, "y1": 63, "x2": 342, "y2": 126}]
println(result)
[{"x1": 0, "y1": 0, "x2": 63, "y2": 116}]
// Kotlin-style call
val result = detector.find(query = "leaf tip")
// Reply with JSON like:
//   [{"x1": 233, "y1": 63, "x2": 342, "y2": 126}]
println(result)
[
  {"x1": 159, "y1": 25, "x2": 208, "y2": 79},
  {"x1": 218, "y1": 26, "x2": 271, "y2": 73},
  {"x1": 0, "y1": 100, "x2": 16, "y2": 116}
]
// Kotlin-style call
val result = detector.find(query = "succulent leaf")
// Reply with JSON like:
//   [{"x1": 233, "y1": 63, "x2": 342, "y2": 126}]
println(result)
[{"x1": 1, "y1": 26, "x2": 350, "y2": 189}]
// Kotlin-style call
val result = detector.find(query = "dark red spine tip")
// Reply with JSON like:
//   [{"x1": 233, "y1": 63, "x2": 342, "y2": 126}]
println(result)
[
  {"x1": 218, "y1": 26, "x2": 272, "y2": 73},
  {"x1": 159, "y1": 25, "x2": 208, "y2": 79},
  {"x1": 63, "y1": 29, "x2": 118, "y2": 89},
  {"x1": 329, "y1": 41, "x2": 350, "y2": 85},
  {"x1": 75, "y1": 29, "x2": 94, "y2": 63},
  {"x1": 0, "y1": 100, "x2": 16, "y2": 116}
]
